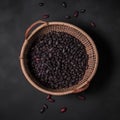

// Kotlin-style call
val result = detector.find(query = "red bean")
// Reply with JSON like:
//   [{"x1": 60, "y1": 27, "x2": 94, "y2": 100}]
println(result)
[
  {"x1": 48, "y1": 98, "x2": 55, "y2": 103},
  {"x1": 78, "y1": 95, "x2": 86, "y2": 100},
  {"x1": 46, "y1": 94, "x2": 52, "y2": 100},
  {"x1": 73, "y1": 11, "x2": 79, "y2": 17},
  {"x1": 42, "y1": 14, "x2": 49, "y2": 19},
  {"x1": 60, "y1": 107, "x2": 67, "y2": 113}
]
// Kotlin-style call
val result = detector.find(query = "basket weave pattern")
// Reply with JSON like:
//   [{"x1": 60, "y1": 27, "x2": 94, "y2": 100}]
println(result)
[{"x1": 20, "y1": 20, "x2": 98, "y2": 95}]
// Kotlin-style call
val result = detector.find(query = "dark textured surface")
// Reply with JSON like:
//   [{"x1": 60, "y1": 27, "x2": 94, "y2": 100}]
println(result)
[{"x1": 0, "y1": 0, "x2": 120, "y2": 120}]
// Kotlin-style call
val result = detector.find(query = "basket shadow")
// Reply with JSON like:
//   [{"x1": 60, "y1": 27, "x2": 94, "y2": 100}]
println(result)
[
  {"x1": 77, "y1": 26, "x2": 115, "y2": 94},
  {"x1": 63, "y1": 22, "x2": 115, "y2": 96}
]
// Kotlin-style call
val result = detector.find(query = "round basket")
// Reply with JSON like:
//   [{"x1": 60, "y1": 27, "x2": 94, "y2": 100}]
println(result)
[{"x1": 19, "y1": 20, "x2": 98, "y2": 96}]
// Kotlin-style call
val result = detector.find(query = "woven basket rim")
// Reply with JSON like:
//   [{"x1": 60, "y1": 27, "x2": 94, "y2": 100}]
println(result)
[{"x1": 20, "y1": 21, "x2": 99, "y2": 95}]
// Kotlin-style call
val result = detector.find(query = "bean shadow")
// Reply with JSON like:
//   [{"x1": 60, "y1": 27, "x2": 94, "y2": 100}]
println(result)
[{"x1": 62, "y1": 21, "x2": 115, "y2": 97}]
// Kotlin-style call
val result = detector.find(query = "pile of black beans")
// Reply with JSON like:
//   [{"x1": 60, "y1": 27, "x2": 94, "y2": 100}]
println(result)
[{"x1": 27, "y1": 31, "x2": 88, "y2": 89}]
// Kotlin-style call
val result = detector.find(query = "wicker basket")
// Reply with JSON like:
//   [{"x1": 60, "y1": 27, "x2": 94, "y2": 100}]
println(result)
[{"x1": 19, "y1": 20, "x2": 98, "y2": 96}]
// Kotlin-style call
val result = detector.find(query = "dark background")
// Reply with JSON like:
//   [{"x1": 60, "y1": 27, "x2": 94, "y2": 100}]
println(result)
[{"x1": 0, "y1": 0, "x2": 120, "y2": 120}]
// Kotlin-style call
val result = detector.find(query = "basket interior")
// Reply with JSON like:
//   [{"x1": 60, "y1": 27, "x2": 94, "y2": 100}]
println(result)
[{"x1": 22, "y1": 24, "x2": 97, "y2": 93}]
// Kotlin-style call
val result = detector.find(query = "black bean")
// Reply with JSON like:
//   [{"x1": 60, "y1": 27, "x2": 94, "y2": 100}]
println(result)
[
  {"x1": 43, "y1": 104, "x2": 48, "y2": 109},
  {"x1": 40, "y1": 107, "x2": 45, "y2": 113},
  {"x1": 61, "y1": 2, "x2": 67, "y2": 8},
  {"x1": 90, "y1": 21, "x2": 96, "y2": 28},
  {"x1": 39, "y1": 3, "x2": 44, "y2": 7},
  {"x1": 48, "y1": 53, "x2": 52, "y2": 58},
  {"x1": 65, "y1": 15, "x2": 71, "y2": 19},
  {"x1": 80, "y1": 9, "x2": 86, "y2": 13}
]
